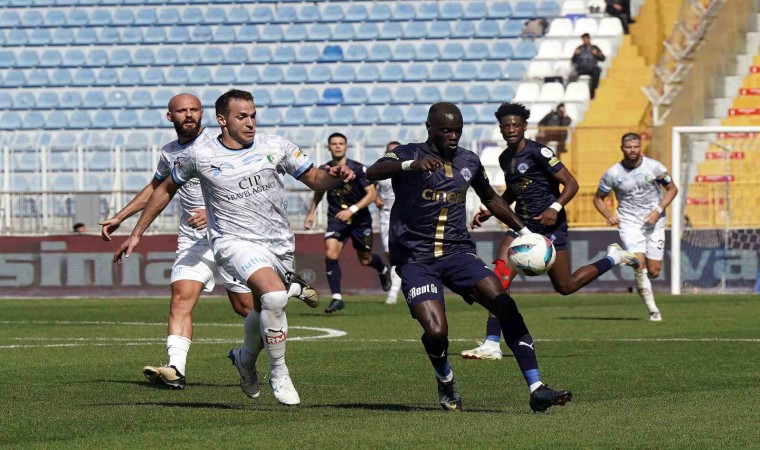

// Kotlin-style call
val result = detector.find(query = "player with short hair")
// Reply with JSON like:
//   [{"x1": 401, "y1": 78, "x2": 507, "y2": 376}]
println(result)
[
  {"x1": 367, "y1": 102, "x2": 572, "y2": 412},
  {"x1": 374, "y1": 141, "x2": 403, "y2": 305},
  {"x1": 593, "y1": 132, "x2": 678, "y2": 321},
  {"x1": 462, "y1": 102, "x2": 639, "y2": 360},
  {"x1": 113, "y1": 89, "x2": 355, "y2": 406},
  {"x1": 304, "y1": 133, "x2": 391, "y2": 314}
]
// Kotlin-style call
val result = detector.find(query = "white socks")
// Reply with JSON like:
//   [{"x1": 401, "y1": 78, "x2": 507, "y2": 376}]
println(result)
[
  {"x1": 635, "y1": 269, "x2": 659, "y2": 314},
  {"x1": 166, "y1": 334, "x2": 191, "y2": 376},
  {"x1": 529, "y1": 381, "x2": 544, "y2": 393},
  {"x1": 386, "y1": 266, "x2": 402, "y2": 303},
  {"x1": 240, "y1": 309, "x2": 265, "y2": 370},
  {"x1": 287, "y1": 282, "x2": 301, "y2": 298},
  {"x1": 259, "y1": 291, "x2": 290, "y2": 378}
]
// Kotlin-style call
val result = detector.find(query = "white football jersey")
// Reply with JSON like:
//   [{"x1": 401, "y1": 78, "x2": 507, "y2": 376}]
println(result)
[
  {"x1": 155, "y1": 127, "x2": 212, "y2": 241},
  {"x1": 598, "y1": 156, "x2": 671, "y2": 226},
  {"x1": 172, "y1": 132, "x2": 313, "y2": 256},
  {"x1": 374, "y1": 178, "x2": 395, "y2": 211}
]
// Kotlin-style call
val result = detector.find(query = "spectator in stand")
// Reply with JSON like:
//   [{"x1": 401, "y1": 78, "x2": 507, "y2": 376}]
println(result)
[
  {"x1": 73, "y1": 222, "x2": 87, "y2": 234},
  {"x1": 537, "y1": 103, "x2": 572, "y2": 155},
  {"x1": 571, "y1": 33, "x2": 606, "y2": 100},
  {"x1": 605, "y1": 0, "x2": 634, "y2": 34}
]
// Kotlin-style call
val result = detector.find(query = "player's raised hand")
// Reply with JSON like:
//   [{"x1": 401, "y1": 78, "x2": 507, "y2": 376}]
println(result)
[
  {"x1": 188, "y1": 208, "x2": 207, "y2": 230},
  {"x1": 304, "y1": 212, "x2": 315, "y2": 230},
  {"x1": 606, "y1": 215, "x2": 620, "y2": 226},
  {"x1": 113, "y1": 235, "x2": 141, "y2": 265},
  {"x1": 410, "y1": 157, "x2": 444, "y2": 172},
  {"x1": 471, "y1": 207, "x2": 493, "y2": 229},
  {"x1": 534, "y1": 207, "x2": 558, "y2": 226},
  {"x1": 326, "y1": 164, "x2": 356, "y2": 182},
  {"x1": 99, "y1": 217, "x2": 121, "y2": 241}
]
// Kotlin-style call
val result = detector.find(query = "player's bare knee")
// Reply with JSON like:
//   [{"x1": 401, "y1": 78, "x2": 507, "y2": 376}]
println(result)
[
  {"x1": 260, "y1": 290, "x2": 288, "y2": 311},
  {"x1": 648, "y1": 267, "x2": 661, "y2": 278},
  {"x1": 424, "y1": 325, "x2": 448, "y2": 343}
]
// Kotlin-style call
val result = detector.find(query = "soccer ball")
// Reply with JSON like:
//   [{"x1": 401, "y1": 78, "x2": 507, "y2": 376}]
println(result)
[{"x1": 507, "y1": 233, "x2": 556, "y2": 276}]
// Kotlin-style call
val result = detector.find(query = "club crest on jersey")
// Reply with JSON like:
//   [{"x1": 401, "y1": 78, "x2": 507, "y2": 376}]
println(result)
[
  {"x1": 460, "y1": 167, "x2": 472, "y2": 182},
  {"x1": 266, "y1": 154, "x2": 276, "y2": 164},
  {"x1": 517, "y1": 162, "x2": 529, "y2": 174},
  {"x1": 540, "y1": 147, "x2": 555, "y2": 158}
]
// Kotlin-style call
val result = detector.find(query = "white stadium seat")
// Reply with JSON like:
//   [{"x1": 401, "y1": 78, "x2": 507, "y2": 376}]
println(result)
[
  {"x1": 536, "y1": 40, "x2": 563, "y2": 59},
  {"x1": 561, "y1": 0, "x2": 586, "y2": 16},
  {"x1": 553, "y1": 60, "x2": 574, "y2": 78},
  {"x1": 539, "y1": 82, "x2": 565, "y2": 103},
  {"x1": 563, "y1": 103, "x2": 581, "y2": 122},
  {"x1": 597, "y1": 17, "x2": 624, "y2": 37},
  {"x1": 563, "y1": 39, "x2": 581, "y2": 58},
  {"x1": 546, "y1": 18, "x2": 573, "y2": 37},
  {"x1": 527, "y1": 61, "x2": 554, "y2": 79},
  {"x1": 479, "y1": 146, "x2": 502, "y2": 168},
  {"x1": 564, "y1": 81, "x2": 591, "y2": 102},
  {"x1": 573, "y1": 17, "x2": 598, "y2": 37},
  {"x1": 514, "y1": 82, "x2": 541, "y2": 103}
]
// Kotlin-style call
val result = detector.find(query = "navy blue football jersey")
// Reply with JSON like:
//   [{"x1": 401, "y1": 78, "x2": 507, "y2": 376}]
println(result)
[
  {"x1": 322, "y1": 158, "x2": 372, "y2": 224},
  {"x1": 378, "y1": 142, "x2": 490, "y2": 265},
  {"x1": 499, "y1": 139, "x2": 566, "y2": 225}
]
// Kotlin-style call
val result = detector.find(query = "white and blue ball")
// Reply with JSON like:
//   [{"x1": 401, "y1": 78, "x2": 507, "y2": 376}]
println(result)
[{"x1": 507, "y1": 233, "x2": 556, "y2": 276}]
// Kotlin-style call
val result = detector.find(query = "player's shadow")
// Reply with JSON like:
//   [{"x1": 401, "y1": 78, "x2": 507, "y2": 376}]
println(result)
[
  {"x1": 91, "y1": 401, "x2": 248, "y2": 410},
  {"x1": 88, "y1": 379, "x2": 237, "y2": 389},
  {"x1": 320, "y1": 403, "x2": 503, "y2": 413},
  {"x1": 557, "y1": 317, "x2": 641, "y2": 321}
]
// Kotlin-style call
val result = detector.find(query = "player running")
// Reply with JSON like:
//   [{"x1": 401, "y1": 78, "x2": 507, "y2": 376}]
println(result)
[
  {"x1": 593, "y1": 132, "x2": 678, "y2": 321},
  {"x1": 113, "y1": 89, "x2": 355, "y2": 405},
  {"x1": 367, "y1": 102, "x2": 572, "y2": 413},
  {"x1": 462, "y1": 102, "x2": 639, "y2": 360},
  {"x1": 374, "y1": 141, "x2": 404, "y2": 305}
]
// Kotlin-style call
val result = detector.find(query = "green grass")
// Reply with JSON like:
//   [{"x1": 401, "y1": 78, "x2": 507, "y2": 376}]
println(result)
[{"x1": 1, "y1": 294, "x2": 758, "y2": 448}]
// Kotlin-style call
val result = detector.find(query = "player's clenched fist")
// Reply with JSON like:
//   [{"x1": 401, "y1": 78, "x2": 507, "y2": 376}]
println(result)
[
  {"x1": 325, "y1": 164, "x2": 355, "y2": 182},
  {"x1": 409, "y1": 157, "x2": 444, "y2": 172}
]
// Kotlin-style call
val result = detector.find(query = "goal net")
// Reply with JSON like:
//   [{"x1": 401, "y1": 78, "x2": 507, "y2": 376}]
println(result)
[{"x1": 671, "y1": 126, "x2": 760, "y2": 294}]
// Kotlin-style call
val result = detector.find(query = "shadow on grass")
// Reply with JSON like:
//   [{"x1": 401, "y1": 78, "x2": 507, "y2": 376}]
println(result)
[
  {"x1": 91, "y1": 401, "x2": 248, "y2": 410},
  {"x1": 88, "y1": 379, "x2": 237, "y2": 389},
  {"x1": 557, "y1": 317, "x2": 641, "y2": 321},
  {"x1": 319, "y1": 403, "x2": 503, "y2": 413}
]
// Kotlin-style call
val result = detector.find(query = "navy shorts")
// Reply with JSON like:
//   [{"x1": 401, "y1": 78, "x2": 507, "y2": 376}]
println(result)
[
  {"x1": 325, "y1": 219, "x2": 373, "y2": 252},
  {"x1": 507, "y1": 219, "x2": 569, "y2": 251},
  {"x1": 397, "y1": 253, "x2": 497, "y2": 314}
]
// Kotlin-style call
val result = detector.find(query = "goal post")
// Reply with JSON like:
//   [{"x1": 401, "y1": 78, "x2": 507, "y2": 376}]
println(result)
[{"x1": 670, "y1": 126, "x2": 760, "y2": 294}]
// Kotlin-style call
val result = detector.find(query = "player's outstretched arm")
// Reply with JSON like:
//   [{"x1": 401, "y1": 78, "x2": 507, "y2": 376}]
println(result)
[
  {"x1": 593, "y1": 189, "x2": 619, "y2": 226},
  {"x1": 113, "y1": 177, "x2": 180, "y2": 264},
  {"x1": 474, "y1": 183, "x2": 529, "y2": 234},
  {"x1": 366, "y1": 157, "x2": 443, "y2": 181},
  {"x1": 99, "y1": 178, "x2": 162, "y2": 241}
]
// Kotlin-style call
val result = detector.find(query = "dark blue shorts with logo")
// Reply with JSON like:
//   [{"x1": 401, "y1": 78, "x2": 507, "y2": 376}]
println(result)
[
  {"x1": 397, "y1": 252, "x2": 497, "y2": 315},
  {"x1": 325, "y1": 218, "x2": 373, "y2": 252}
]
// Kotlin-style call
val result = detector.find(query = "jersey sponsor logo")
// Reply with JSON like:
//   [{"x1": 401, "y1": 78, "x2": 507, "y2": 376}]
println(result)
[
  {"x1": 421, "y1": 189, "x2": 466, "y2": 204},
  {"x1": 548, "y1": 157, "x2": 560, "y2": 167},
  {"x1": 540, "y1": 147, "x2": 555, "y2": 158},
  {"x1": 229, "y1": 173, "x2": 277, "y2": 200},
  {"x1": 408, "y1": 283, "x2": 439, "y2": 300},
  {"x1": 384, "y1": 152, "x2": 399, "y2": 159},
  {"x1": 517, "y1": 162, "x2": 529, "y2": 174},
  {"x1": 460, "y1": 167, "x2": 472, "y2": 182}
]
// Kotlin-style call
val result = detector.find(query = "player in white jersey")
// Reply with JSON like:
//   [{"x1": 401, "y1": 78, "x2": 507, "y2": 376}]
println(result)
[
  {"x1": 113, "y1": 89, "x2": 356, "y2": 406},
  {"x1": 100, "y1": 94, "x2": 317, "y2": 390},
  {"x1": 593, "y1": 133, "x2": 678, "y2": 321},
  {"x1": 374, "y1": 141, "x2": 403, "y2": 305}
]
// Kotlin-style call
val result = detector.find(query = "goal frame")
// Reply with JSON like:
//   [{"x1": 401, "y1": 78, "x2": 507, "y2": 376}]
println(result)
[{"x1": 670, "y1": 126, "x2": 760, "y2": 294}]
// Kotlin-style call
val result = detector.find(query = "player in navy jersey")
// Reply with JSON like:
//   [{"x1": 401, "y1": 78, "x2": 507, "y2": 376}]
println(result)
[
  {"x1": 367, "y1": 102, "x2": 572, "y2": 412},
  {"x1": 304, "y1": 133, "x2": 392, "y2": 314},
  {"x1": 462, "y1": 102, "x2": 640, "y2": 361}
]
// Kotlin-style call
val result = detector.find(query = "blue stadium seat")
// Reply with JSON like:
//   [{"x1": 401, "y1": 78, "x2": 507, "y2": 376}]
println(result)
[
  {"x1": 86, "y1": 150, "x2": 113, "y2": 170},
  {"x1": 281, "y1": 108, "x2": 305, "y2": 126},
  {"x1": 83, "y1": 91, "x2": 105, "y2": 108},
  {"x1": 476, "y1": 106, "x2": 497, "y2": 124},
  {"x1": 23, "y1": 112, "x2": 45, "y2": 130},
  {"x1": 0, "y1": 10, "x2": 21, "y2": 27},
  {"x1": 406, "y1": 65, "x2": 429, "y2": 82},
  {"x1": 428, "y1": 21, "x2": 452, "y2": 39},
  {"x1": 37, "y1": 92, "x2": 58, "y2": 109},
  {"x1": 3, "y1": 69, "x2": 26, "y2": 87},
  {"x1": 45, "y1": 10, "x2": 66, "y2": 26},
  {"x1": 417, "y1": 43, "x2": 440, "y2": 61},
  {"x1": 157, "y1": 48, "x2": 178, "y2": 65},
  {"x1": 180, "y1": 7, "x2": 202, "y2": 24},
  {"x1": 514, "y1": 41, "x2": 538, "y2": 59},
  {"x1": 344, "y1": 86, "x2": 367, "y2": 105},
  {"x1": 297, "y1": 5, "x2": 320, "y2": 23},
  {"x1": 393, "y1": 43, "x2": 416, "y2": 61},
  {"x1": 143, "y1": 26, "x2": 166, "y2": 44},
  {"x1": 96, "y1": 68, "x2": 118, "y2": 86},
  {"x1": 59, "y1": 91, "x2": 82, "y2": 108},
  {"x1": 226, "y1": 6, "x2": 249, "y2": 24},
  {"x1": 345, "y1": 4, "x2": 368, "y2": 22},
  {"x1": 166, "y1": 26, "x2": 191, "y2": 44},
  {"x1": 402, "y1": 21, "x2": 427, "y2": 39},
  {"x1": 381, "y1": 64, "x2": 404, "y2": 82},
  {"x1": 202, "y1": 47, "x2": 225, "y2": 64},
  {"x1": 109, "y1": 49, "x2": 131, "y2": 67},
  {"x1": 132, "y1": 48, "x2": 154, "y2": 66},
  {"x1": 478, "y1": 63, "x2": 503, "y2": 80},
  {"x1": 261, "y1": 66, "x2": 284, "y2": 84},
  {"x1": 460, "y1": 105, "x2": 478, "y2": 124},
  {"x1": 368, "y1": 86, "x2": 392, "y2": 104},
  {"x1": 443, "y1": 85, "x2": 466, "y2": 103},
  {"x1": 130, "y1": 90, "x2": 152, "y2": 108},
  {"x1": 283, "y1": 24, "x2": 307, "y2": 42},
  {"x1": 178, "y1": 47, "x2": 201, "y2": 65},
  {"x1": 158, "y1": 8, "x2": 180, "y2": 25},
  {"x1": 465, "y1": 42, "x2": 490, "y2": 60},
  {"x1": 369, "y1": 4, "x2": 392, "y2": 21},
  {"x1": 356, "y1": 65, "x2": 380, "y2": 82},
  {"x1": 250, "y1": 6, "x2": 273, "y2": 24},
  {"x1": 429, "y1": 63, "x2": 454, "y2": 81},
  {"x1": 296, "y1": 87, "x2": 319, "y2": 106},
  {"x1": 308, "y1": 65, "x2": 332, "y2": 83},
  {"x1": 214, "y1": 66, "x2": 236, "y2": 84},
  {"x1": 512, "y1": 1, "x2": 536, "y2": 19},
  {"x1": 113, "y1": 9, "x2": 134, "y2": 25},
  {"x1": 488, "y1": 1, "x2": 513, "y2": 19},
  {"x1": 344, "y1": 44, "x2": 368, "y2": 62},
  {"x1": 505, "y1": 62, "x2": 527, "y2": 79},
  {"x1": 367, "y1": 44, "x2": 391, "y2": 62},
  {"x1": 214, "y1": 26, "x2": 237, "y2": 43},
  {"x1": 0, "y1": 112, "x2": 22, "y2": 130},
  {"x1": 273, "y1": 47, "x2": 296, "y2": 64},
  {"x1": 90, "y1": 9, "x2": 112, "y2": 26},
  {"x1": 538, "y1": 0, "x2": 562, "y2": 17},
  {"x1": 17, "y1": 50, "x2": 38, "y2": 68},
  {"x1": 319, "y1": 45, "x2": 342, "y2": 63},
  {"x1": 466, "y1": 85, "x2": 490, "y2": 103},
  {"x1": 333, "y1": 23, "x2": 355, "y2": 41},
  {"x1": 12, "y1": 150, "x2": 41, "y2": 171},
  {"x1": 14, "y1": 92, "x2": 35, "y2": 109},
  {"x1": 392, "y1": 3, "x2": 415, "y2": 21},
  {"x1": 6, "y1": 29, "x2": 29, "y2": 46},
  {"x1": 251, "y1": 47, "x2": 272, "y2": 64},
  {"x1": 189, "y1": 67, "x2": 212, "y2": 85},
  {"x1": 167, "y1": 67, "x2": 189, "y2": 85},
  {"x1": 491, "y1": 42, "x2": 514, "y2": 60},
  {"x1": 418, "y1": 86, "x2": 442, "y2": 103},
  {"x1": 332, "y1": 106, "x2": 355, "y2": 125},
  {"x1": 92, "y1": 111, "x2": 116, "y2": 130},
  {"x1": 273, "y1": 6, "x2": 297, "y2": 24},
  {"x1": 66, "y1": 9, "x2": 89, "y2": 26},
  {"x1": 308, "y1": 24, "x2": 331, "y2": 42},
  {"x1": 417, "y1": 3, "x2": 439, "y2": 20},
  {"x1": 191, "y1": 26, "x2": 213, "y2": 43},
  {"x1": 29, "y1": 29, "x2": 51, "y2": 45},
  {"x1": 271, "y1": 88, "x2": 295, "y2": 107},
  {"x1": 259, "y1": 108, "x2": 281, "y2": 127},
  {"x1": 139, "y1": 110, "x2": 162, "y2": 128},
  {"x1": 143, "y1": 68, "x2": 165, "y2": 85},
  {"x1": 225, "y1": 47, "x2": 249, "y2": 64},
  {"x1": 501, "y1": 20, "x2": 525, "y2": 38},
  {"x1": 69, "y1": 111, "x2": 92, "y2": 129},
  {"x1": 451, "y1": 21, "x2": 475, "y2": 38},
  {"x1": 453, "y1": 63, "x2": 478, "y2": 81},
  {"x1": 236, "y1": 67, "x2": 259, "y2": 84},
  {"x1": 51, "y1": 28, "x2": 74, "y2": 45},
  {"x1": 50, "y1": 174, "x2": 75, "y2": 192},
  {"x1": 0, "y1": 93, "x2": 11, "y2": 110},
  {"x1": 440, "y1": 2, "x2": 464, "y2": 19},
  {"x1": 441, "y1": 42, "x2": 465, "y2": 61},
  {"x1": 254, "y1": 89, "x2": 270, "y2": 106},
  {"x1": 404, "y1": 105, "x2": 428, "y2": 125},
  {"x1": 322, "y1": 5, "x2": 344, "y2": 22},
  {"x1": 135, "y1": 8, "x2": 157, "y2": 25},
  {"x1": 284, "y1": 66, "x2": 308, "y2": 83},
  {"x1": 118, "y1": 110, "x2": 139, "y2": 128},
  {"x1": 260, "y1": 25, "x2": 283, "y2": 43},
  {"x1": 356, "y1": 23, "x2": 379, "y2": 40},
  {"x1": 332, "y1": 65, "x2": 355, "y2": 82},
  {"x1": 121, "y1": 28, "x2": 142, "y2": 44},
  {"x1": 477, "y1": 20, "x2": 501, "y2": 38},
  {"x1": 394, "y1": 86, "x2": 416, "y2": 104},
  {"x1": 378, "y1": 22, "x2": 403, "y2": 40},
  {"x1": 27, "y1": 69, "x2": 48, "y2": 87},
  {"x1": 354, "y1": 106, "x2": 380, "y2": 125},
  {"x1": 491, "y1": 84, "x2": 516, "y2": 101},
  {"x1": 379, "y1": 106, "x2": 403, "y2": 125},
  {"x1": 201, "y1": 89, "x2": 221, "y2": 107},
  {"x1": 464, "y1": 2, "x2": 488, "y2": 19},
  {"x1": 86, "y1": 49, "x2": 109, "y2": 67},
  {"x1": 320, "y1": 87, "x2": 343, "y2": 105}
]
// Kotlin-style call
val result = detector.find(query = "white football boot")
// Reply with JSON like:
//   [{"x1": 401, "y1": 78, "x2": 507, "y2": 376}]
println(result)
[{"x1": 460, "y1": 341, "x2": 503, "y2": 360}]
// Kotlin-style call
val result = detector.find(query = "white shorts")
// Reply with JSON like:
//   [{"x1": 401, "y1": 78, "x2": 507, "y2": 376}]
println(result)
[
  {"x1": 213, "y1": 238, "x2": 295, "y2": 285},
  {"x1": 379, "y1": 207, "x2": 391, "y2": 254},
  {"x1": 172, "y1": 237, "x2": 250, "y2": 294},
  {"x1": 619, "y1": 220, "x2": 666, "y2": 261}
]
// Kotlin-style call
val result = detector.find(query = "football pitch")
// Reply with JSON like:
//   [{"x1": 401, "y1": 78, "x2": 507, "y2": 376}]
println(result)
[{"x1": 1, "y1": 293, "x2": 758, "y2": 448}]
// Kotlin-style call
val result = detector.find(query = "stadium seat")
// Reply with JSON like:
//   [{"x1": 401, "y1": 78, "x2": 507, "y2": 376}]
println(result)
[
  {"x1": 0, "y1": 10, "x2": 21, "y2": 27},
  {"x1": 451, "y1": 21, "x2": 475, "y2": 39},
  {"x1": 6, "y1": 29, "x2": 29, "y2": 46},
  {"x1": 29, "y1": 29, "x2": 51, "y2": 46},
  {"x1": 0, "y1": 93, "x2": 11, "y2": 110},
  {"x1": 236, "y1": 67, "x2": 259, "y2": 84},
  {"x1": 306, "y1": 108, "x2": 331, "y2": 126},
  {"x1": 440, "y1": 2, "x2": 464, "y2": 19},
  {"x1": 344, "y1": 86, "x2": 368, "y2": 105},
  {"x1": 511, "y1": 1, "x2": 535, "y2": 18},
  {"x1": 417, "y1": 43, "x2": 440, "y2": 61},
  {"x1": 466, "y1": 85, "x2": 490, "y2": 103},
  {"x1": 189, "y1": 67, "x2": 212, "y2": 85},
  {"x1": 406, "y1": 65, "x2": 429, "y2": 82},
  {"x1": 538, "y1": 0, "x2": 562, "y2": 16},
  {"x1": 86, "y1": 49, "x2": 109, "y2": 67},
  {"x1": 379, "y1": 106, "x2": 403, "y2": 125},
  {"x1": 271, "y1": 88, "x2": 295, "y2": 107},
  {"x1": 368, "y1": 86, "x2": 392, "y2": 104},
  {"x1": 158, "y1": 8, "x2": 180, "y2": 25},
  {"x1": 332, "y1": 106, "x2": 355, "y2": 125},
  {"x1": 225, "y1": 47, "x2": 249, "y2": 64},
  {"x1": 356, "y1": 65, "x2": 380, "y2": 82},
  {"x1": 261, "y1": 66, "x2": 284, "y2": 84},
  {"x1": 297, "y1": 5, "x2": 320, "y2": 23},
  {"x1": 135, "y1": 8, "x2": 157, "y2": 25},
  {"x1": 14, "y1": 92, "x2": 35, "y2": 109},
  {"x1": 308, "y1": 65, "x2": 332, "y2": 83},
  {"x1": 236, "y1": 25, "x2": 258, "y2": 43},
  {"x1": 226, "y1": 6, "x2": 249, "y2": 24},
  {"x1": 344, "y1": 44, "x2": 369, "y2": 62},
  {"x1": 166, "y1": 67, "x2": 189, "y2": 85},
  {"x1": 296, "y1": 87, "x2": 320, "y2": 106},
  {"x1": 251, "y1": 47, "x2": 272, "y2": 64},
  {"x1": 367, "y1": 44, "x2": 392, "y2": 62},
  {"x1": 514, "y1": 83, "x2": 540, "y2": 103},
  {"x1": 273, "y1": 47, "x2": 296, "y2": 64},
  {"x1": 333, "y1": 23, "x2": 355, "y2": 41},
  {"x1": 464, "y1": 2, "x2": 488, "y2": 19},
  {"x1": 346, "y1": 4, "x2": 368, "y2": 22},
  {"x1": 59, "y1": 91, "x2": 82, "y2": 108},
  {"x1": 403, "y1": 21, "x2": 427, "y2": 39},
  {"x1": 121, "y1": 28, "x2": 142, "y2": 44},
  {"x1": 514, "y1": 41, "x2": 538, "y2": 59},
  {"x1": 139, "y1": 110, "x2": 162, "y2": 128},
  {"x1": 69, "y1": 111, "x2": 92, "y2": 129},
  {"x1": 564, "y1": 81, "x2": 591, "y2": 102},
  {"x1": 597, "y1": 17, "x2": 625, "y2": 37},
  {"x1": 273, "y1": 6, "x2": 297, "y2": 24},
  {"x1": 356, "y1": 23, "x2": 379, "y2": 40},
  {"x1": 454, "y1": 63, "x2": 479, "y2": 81},
  {"x1": 166, "y1": 26, "x2": 191, "y2": 44},
  {"x1": 536, "y1": 40, "x2": 563, "y2": 59},
  {"x1": 143, "y1": 68, "x2": 164, "y2": 85},
  {"x1": 4, "y1": 69, "x2": 26, "y2": 87},
  {"x1": 156, "y1": 48, "x2": 178, "y2": 65},
  {"x1": 419, "y1": 86, "x2": 442, "y2": 103},
  {"x1": 404, "y1": 106, "x2": 428, "y2": 125},
  {"x1": 491, "y1": 84, "x2": 516, "y2": 102},
  {"x1": 553, "y1": 60, "x2": 574, "y2": 79},
  {"x1": 0, "y1": 51, "x2": 15, "y2": 68},
  {"x1": 118, "y1": 110, "x2": 139, "y2": 128},
  {"x1": 106, "y1": 90, "x2": 128, "y2": 108},
  {"x1": 476, "y1": 20, "x2": 501, "y2": 38},
  {"x1": 153, "y1": 90, "x2": 173, "y2": 108},
  {"x1": 204, "y1": 7, "x2": 226, "y2": 24},
  {"x1": 441, "y1": 42, "x2": 465, "y2": 61},
  {"x1": 394, "y1": 86, "x2": 417, "y2": 104},
  {"x1": 320, "y1": 45, "x2": 343, "y2": 62},
  {"x1": 201, "y1": 89, "x2": 221, "y2": 107},
  {"x1": 443, "y1": 85, "x2": 466, "y2": 104},
  {"x1": 369, "y1": 4, "x2": 392, "y2": 21},
  {"x1": 332, "y1": 65, "x2": 356, "y2": 82},
  {"x1": 201, "y1": 47, "x2": 224, "y2": 65},
  {"x1": 89, "y1": 9, "x2": 112, "y2": 25},
  {"x1": 0, "y1": 112, "x2": 22, "y2": 130},
  {"x1": 574, "y1": 18, "x2": 598, "y2": 37},
  {"x1": 429, "y1": 63, "x2": 454, "y2": 82},
  {"x1": 254, "y1": 90, "x2": 271, "y2": 107},
  {"x1": 71, "y1": 68, "x2": 95, "y2": 87},
  {"x1": 142, "y1": 26, "x2": 166, "y2": 44},
  {"x1": 417, "y1": 2, "x2": 439, "y2": 20},
  {"x1": 501, "y1": 20, "x2": 524, "y2": 38},
  {"x1": 250, "y1": 6, "x2": 273, "y2": 24},
  {"x1": 210, "y1": 26, "x2": 234, "y2": 43},
  {"x1": 283, "y1": 24, "x2": 307, "y2": 42},
  {"x1": 527, "y1": 61, "x2": 554, "y2": 79},
  {"x1": 428, "y1": 21, "x2": 451, "y2": 39},
  {"x1": 464, "y1": 42, "x2": 490, "y2": 61},
  {"x1": 490, "y1": 42, "x2": 514, "y2": 60},
  {"x1": 130, "y1": 90, "x2": 152, "y2": 108},
  {"x1": 83, "y1": 91, "x2": 106, "y2": 108},
  {"x1": 113, "y1": 9, "x2": 135, "y2": 25},
  {"x1": 17, "y1": 50, "x2": 39, "y2": 68},
  {"x1": 539, "y1": 82, "x2": 565, "y2": 103},
  {"x1": 561, "y1": 0, "x2": 587, "y2": 16},
  {"x1": 392, "y1": 3, "x2": 416, "y2": 21},
  {"x1": 282, "y1": 108, "x2": 306, "y2": 126},
  {"x1": 381, "y1": 64, "x2": 405, "y2": 82},
  {"x1": 320, "y1": 87, "x2": 344, "y2": 105},
  {"x1": 322, "y1": 4, "x2": 344, "y2": 22},
  {"x1": 379, "y1": 22, "x2": 403, "y2": 40},
  {"x1": 547, "y1": 18, "x2": 574, "y2": 37},
  {"x1": 109, "y1": 49, "x2": 131, "y2": 67}
]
